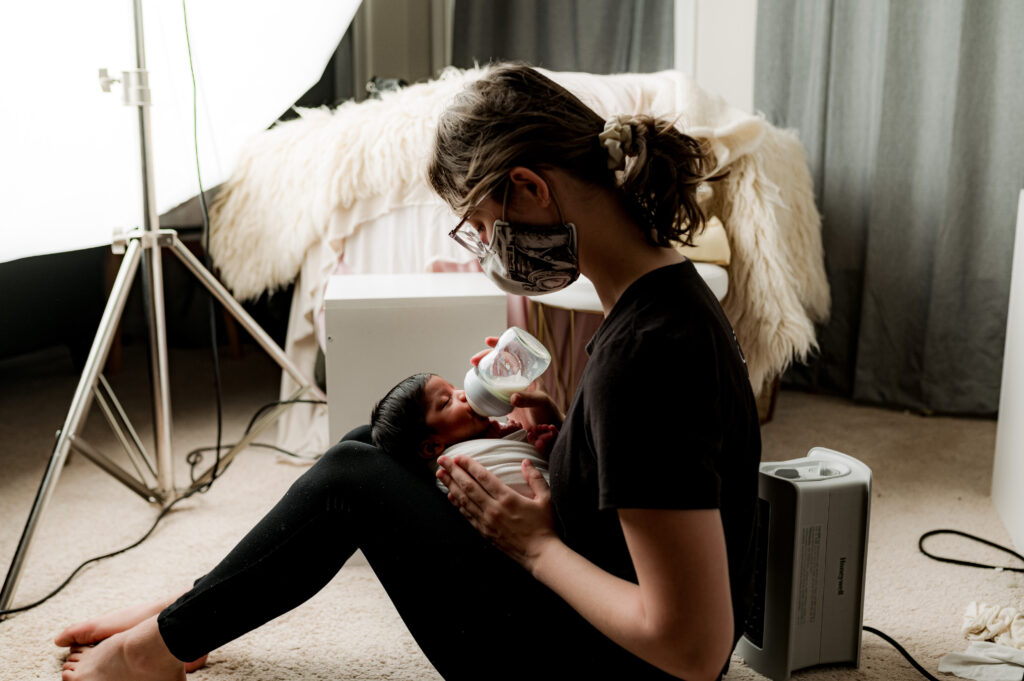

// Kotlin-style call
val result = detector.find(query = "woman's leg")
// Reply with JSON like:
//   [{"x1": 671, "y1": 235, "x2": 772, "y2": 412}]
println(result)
[
  {"x1": 66, "y1": 426, "x2": 669, "y2": 680},
  {"x1": 156, "y1": 427, "x2": 381, "y2": 661}
]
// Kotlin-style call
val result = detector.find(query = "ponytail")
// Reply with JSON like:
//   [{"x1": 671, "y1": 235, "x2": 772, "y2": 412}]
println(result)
[{"x1": 606, "y1": 115, "x2": 721, "y2": 247}]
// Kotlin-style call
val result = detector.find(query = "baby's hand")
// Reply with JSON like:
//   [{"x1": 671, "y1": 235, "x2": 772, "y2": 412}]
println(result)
[
  {"x1": 527, "y1": 424, "x2": 558, "y2": 458},
  {"x1": 487, "y1": 418, "x2": 524, "y2": 438}
]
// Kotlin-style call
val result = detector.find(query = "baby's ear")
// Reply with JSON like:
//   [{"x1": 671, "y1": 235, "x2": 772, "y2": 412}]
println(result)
[{"x1": 418, "y1": 437, "x2": 445, "y2": 460}]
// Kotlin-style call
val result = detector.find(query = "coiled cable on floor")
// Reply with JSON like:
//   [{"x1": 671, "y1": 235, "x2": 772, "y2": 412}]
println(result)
[
  {"x1": 919, "y1": 529, "x2": 1024, "y2": 572},
  {"x1": 861, "y1": 529, "x2": 1024, "y2": 680}
]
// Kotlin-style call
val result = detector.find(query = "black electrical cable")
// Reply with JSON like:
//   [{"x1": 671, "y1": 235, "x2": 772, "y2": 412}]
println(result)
[
  {"x1": 862, "y1": 626, "x2": 943, "y2": 681},
  {"x1": 187, "y1": 441, "x2": 321, "y2": 466},
  {"x1": 860, "y1": 529, "x2": 1024, "y2": 680},
  {"x1": 244, "y1": 399, "x2": 328, "y2": 438},
  {"x1": 180, "y1": 0, "x2": 225, "y2": 495},
  {"x1": 184, "y1": 395, "x2": 325, "y2": 481},
  {"x1": 919, "y1": 529, "x2": 1024, "y2": 572},
  {"x1": 0, "y1": 491, "x2": 198, "y2": 618},
  {"x1": 0, "y1": 396, "x2": 325, "y2": 618}
]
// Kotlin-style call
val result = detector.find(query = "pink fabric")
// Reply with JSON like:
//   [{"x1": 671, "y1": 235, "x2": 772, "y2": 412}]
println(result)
[{"x1": 508, "y1": 296, "x2": 604, "y2": 413}]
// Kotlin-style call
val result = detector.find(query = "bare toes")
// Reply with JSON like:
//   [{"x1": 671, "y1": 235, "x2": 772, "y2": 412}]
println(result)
[{"x1": 56, "y1": 625, "x2": 93, "y2": 647}]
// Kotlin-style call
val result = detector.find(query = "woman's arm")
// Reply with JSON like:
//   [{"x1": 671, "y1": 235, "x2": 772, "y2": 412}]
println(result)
[
  {"x1": 436, "y1": 456, "x2": 735, "y2": 681},
  {"x1": 533, "y1": 508, "x2": 734, "y2": 681}
]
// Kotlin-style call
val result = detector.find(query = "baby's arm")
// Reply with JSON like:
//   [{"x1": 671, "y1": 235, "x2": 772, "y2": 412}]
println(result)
[{"x1": 526, "y1": 424, "x2": 558, "y2": 459}]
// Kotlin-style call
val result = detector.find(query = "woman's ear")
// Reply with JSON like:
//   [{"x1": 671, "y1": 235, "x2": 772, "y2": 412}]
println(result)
[
  {"x1": 508, "y1": 167, "x2": 552, "y2": 209},
  {"x1": 418, "y1": 437, "x2": 444, "y2": 460}
]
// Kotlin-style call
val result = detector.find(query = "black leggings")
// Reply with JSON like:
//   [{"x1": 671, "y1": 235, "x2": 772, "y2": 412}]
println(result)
[{"x1": 157, "y1": 426, "x2": 673, "y2": 680}]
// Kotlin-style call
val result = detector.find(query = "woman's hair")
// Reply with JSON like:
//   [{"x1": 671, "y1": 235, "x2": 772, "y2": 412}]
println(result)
[
  {"x1": 370, "y1": 373, "x2": 432, "y2": 456},
  {"x1": 428, "y1": 62, "x2": 720, "y2": 247}
]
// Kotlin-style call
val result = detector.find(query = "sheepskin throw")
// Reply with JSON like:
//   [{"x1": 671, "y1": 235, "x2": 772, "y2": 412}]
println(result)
[{"x1": 209, "y1": 66, "x2": 829, "y2": 448}]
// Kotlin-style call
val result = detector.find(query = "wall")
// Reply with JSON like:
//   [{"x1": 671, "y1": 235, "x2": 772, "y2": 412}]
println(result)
[
  {"x1": 350, "y1": 0, "x2": 452, "y2": 99},
  {"x1": 992, "y1": 190, "x2": 1024, "y2": 552},
  {"x1": 350, "y1": 0, "x2": 759, "y2": 111},
  {"x1": 676, "y1": 0, "x2": 758, "y2": 113}
]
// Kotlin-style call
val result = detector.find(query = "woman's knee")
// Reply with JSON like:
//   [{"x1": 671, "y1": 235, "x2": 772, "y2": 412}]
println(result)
[
  {"x1": 312, "y1": 439, "x2": 423, "y2": 493},
  {"x1": 315, "y1": 439, "x2": 385, "y2": 484},
  {"x1": 339, "y1": 423, "x2": 372, "y2": 444}
]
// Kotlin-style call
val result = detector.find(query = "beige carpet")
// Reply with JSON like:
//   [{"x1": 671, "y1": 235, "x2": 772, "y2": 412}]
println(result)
[{"x1": 0, "y1": 346, "x2": 1020, "y2": 680}]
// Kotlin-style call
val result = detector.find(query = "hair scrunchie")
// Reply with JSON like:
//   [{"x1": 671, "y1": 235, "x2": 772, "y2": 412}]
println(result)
[{"x1": 598, "y1": 115, "x2": 636, "y2": 171}]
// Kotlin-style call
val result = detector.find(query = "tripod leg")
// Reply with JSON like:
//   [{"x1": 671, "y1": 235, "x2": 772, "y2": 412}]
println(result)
[
  {"x1": 168, "y1": 236, "x2": 326, "y2": 402},
  {"x1": 0, "y1": 241, "x2": 145, "y2": 615},
  {"x1": 140, "y1": 242, "x2": 175, "y2": 498}
]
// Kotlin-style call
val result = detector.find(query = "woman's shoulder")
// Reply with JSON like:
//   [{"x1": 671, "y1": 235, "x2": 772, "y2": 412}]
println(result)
[{"x1": 585, "y1": 264, "x2": 739, "y2": 394}]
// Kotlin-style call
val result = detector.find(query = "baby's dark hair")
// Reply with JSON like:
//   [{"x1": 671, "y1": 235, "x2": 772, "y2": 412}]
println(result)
[{"x1": 370, "y1": 373, "x2": 432, "y2": 456}]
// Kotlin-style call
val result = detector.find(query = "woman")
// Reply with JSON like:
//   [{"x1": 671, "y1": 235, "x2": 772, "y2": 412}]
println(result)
[{"x1": 57, "y1": 63, "x2": 761, "y2": 681}]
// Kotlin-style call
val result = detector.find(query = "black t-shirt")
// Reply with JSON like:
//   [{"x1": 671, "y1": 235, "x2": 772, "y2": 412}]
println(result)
[{"x1": 548, "y1": 259, "x2": 762, "y2": 672}]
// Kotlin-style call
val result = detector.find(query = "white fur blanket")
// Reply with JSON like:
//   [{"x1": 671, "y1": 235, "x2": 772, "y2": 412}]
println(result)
[{"x1": 209, "y1": 66, "x2": 828, "y2": 449}]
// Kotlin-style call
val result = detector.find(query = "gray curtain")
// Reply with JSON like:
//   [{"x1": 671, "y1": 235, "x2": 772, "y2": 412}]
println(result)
[
  {"x1": 452, "y1": 0, "x2": 673, "y2": 73},
  {"x1": 756, "y1": 0, "x2": 1024, "y2": 414}
]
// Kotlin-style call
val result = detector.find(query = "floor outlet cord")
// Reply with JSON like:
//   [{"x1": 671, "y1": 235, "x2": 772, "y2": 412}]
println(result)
[
  {"x1": 0, "y1": 398, "x2": 325, "y2": 618},
  {"x1": 863, "y1": 529, "x2": 1024, "y2": 680}
]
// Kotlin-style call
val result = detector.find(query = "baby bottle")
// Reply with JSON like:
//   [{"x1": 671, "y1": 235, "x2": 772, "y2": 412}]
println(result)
[{"x1": 464, "y1": 326, "x2": 552, "y2": 417}]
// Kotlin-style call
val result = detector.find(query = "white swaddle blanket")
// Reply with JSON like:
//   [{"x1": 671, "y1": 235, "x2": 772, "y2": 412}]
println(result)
[{"x1": 431, "y1": 430, "x2": 549, "y2": 495}]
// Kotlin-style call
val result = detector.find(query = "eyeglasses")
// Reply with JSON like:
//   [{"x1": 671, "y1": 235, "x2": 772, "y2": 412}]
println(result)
[
  {"x1": 448, "y1": 180, "x2": 512, "y2": 258},
  {"x1": 448, "y1": 216, "x2": 491, "y2": 258}
]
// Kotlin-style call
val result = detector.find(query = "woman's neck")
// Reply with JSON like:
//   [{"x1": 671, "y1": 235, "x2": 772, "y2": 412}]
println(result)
[{"x1": 575, "y1": 192, "x2": 685, "y2": 316}]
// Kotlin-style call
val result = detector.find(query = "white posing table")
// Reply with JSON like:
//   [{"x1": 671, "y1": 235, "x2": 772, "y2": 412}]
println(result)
[
  {"x1": 324, "y1": 272, "x2": 507, "y2": 443},
  {"x1": 323, "y1": 263, "x2": 729, "y2": 441}
]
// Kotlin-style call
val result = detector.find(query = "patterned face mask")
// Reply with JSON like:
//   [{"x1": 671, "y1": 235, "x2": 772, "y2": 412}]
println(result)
[{"x1": 451, "y1": 180, "x2": 580, "y2": 296}]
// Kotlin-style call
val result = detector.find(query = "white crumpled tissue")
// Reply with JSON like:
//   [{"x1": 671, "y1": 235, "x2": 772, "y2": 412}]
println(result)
[
  {"x1": 963, "y1": 602, "x2": 1024, "y2": 649},
  {"x1": 939, "y1": 641, "x2": 1024, "y2": 681}
]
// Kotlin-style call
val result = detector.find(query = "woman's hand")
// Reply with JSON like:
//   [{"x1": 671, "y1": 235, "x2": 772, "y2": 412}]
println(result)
[
  {"x1": 436, "y1": 454, "x2": 559, "y2": 569},
  {"x1": 508, "y1": 390, "x2": 563, "y2": 430},
  {"x1": 471, "y1": 336, "x2": 564, "y2": 429}
]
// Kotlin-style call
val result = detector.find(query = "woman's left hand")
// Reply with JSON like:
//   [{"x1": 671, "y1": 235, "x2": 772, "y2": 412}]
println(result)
[{"x1": 436, "y1": 455, "x2": 559, "y2": 569}]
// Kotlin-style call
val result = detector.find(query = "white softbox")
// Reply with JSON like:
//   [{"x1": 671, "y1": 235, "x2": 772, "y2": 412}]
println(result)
[{"x1": 0, "y1": 0, "x2": 360, "y2": 264}]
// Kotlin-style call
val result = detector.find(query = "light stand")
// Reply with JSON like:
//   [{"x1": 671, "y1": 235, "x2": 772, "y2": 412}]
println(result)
[{"x1": 0, "y1": 0, "x2": 326, "y2": 615}]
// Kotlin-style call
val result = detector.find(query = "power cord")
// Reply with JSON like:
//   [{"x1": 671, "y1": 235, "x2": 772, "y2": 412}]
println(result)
[
  {"x1": 0, "y1": 398, "x2": 326, "y2": 618},
  {"x1": 863, "y1": 529, "x2": 1024, "y2": 680},
  {"x1": 0, "y1": 492, "x2": 196, "y2": 617},
  {"x1": 181, "y1": 0, "x2": 225, "y2": 494},
  {"x1": 862, "y1": 625, "x2": 942, "y2": 681},
  {"x1": 919, "y1": 529, "x2": 1024, "y2": 572},
  {"x1": 184, "y1": 395, "x2": 325, "y2": 481}
]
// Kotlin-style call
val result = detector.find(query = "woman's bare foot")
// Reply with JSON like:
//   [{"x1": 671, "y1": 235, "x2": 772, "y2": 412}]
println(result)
[
  {"x1": 56, "y1": 595, "x2": 208, "y2": 673},
  {"x1": 56, "y1": 598, "x2": 173, "y2": 648},
  {"x1": 60, "y1": 615, "x2": 185, "y2": 681}
]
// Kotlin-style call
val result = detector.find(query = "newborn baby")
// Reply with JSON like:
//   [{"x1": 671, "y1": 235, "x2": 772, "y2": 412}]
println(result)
[{"x1": 370, "y1": 373, "x2": 556, "y2": 494}]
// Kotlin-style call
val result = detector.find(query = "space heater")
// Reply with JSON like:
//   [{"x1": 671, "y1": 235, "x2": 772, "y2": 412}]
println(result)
[{"x1": 735, "y1": 448, "x2": 872, "y2": 681}]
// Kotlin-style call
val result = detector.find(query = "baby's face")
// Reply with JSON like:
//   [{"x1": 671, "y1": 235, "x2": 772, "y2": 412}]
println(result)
[{"x1": 422, "y1": 375, "x2": 491, "y2": 455}]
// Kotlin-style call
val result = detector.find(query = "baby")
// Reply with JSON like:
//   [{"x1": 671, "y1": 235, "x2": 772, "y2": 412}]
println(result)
[{"x1": 370, "y1": 373, "x2": 557, "y2": 494}]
